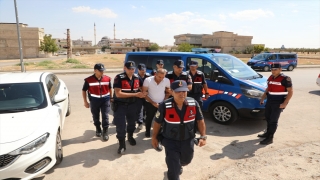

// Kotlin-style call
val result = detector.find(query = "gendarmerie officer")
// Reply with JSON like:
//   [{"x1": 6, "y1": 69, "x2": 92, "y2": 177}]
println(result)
[
  {"x1": 186, "y1": 60, "x2": 209, "y2": 109},
  {"x1": 259, "y1": 63, "x2": 293, "y2": 145},
  {"x1": 82, "y1": 63, "x2": 112, "y2": 141},
  {"x1": 136, "y1": 63, "x2": 151, "y2": 129},
  {"x1": 113, "y1": 61, "x2": 146, "y2": 154},
  {"x1": 151, "y1": 80, "x2": 207, "y2": 180},
  {"x1": 166, "y1": 60, "x2": 192, "y2": 91},
  {"x1": 151, "y1": 59, "x2": 164, "y2": 76}
]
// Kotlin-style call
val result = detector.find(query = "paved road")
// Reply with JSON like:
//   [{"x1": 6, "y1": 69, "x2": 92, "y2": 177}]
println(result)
[{"x1": 34, "y1": 69, "x2": 320, "y2": 180}]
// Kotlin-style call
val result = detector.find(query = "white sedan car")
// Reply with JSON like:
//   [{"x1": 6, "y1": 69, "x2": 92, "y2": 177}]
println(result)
[
  {"x1": 0, "y1": 72, "x2": 71, "y2": 180},
  {"x1": 317, "y1": 73, "x2": 320, "y2": 87}
]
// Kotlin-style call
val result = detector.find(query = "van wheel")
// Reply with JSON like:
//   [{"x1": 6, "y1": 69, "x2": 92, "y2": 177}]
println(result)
[
  {"x1": 209, "y1": 102, "x2": 238, "y2": 125},
  {"x1": 263, "y1": 66, "x2": 270, "y2": 72},
  {"x1": 287, "y1": 65, "x2": 294, "y2": 71},
  {"x1": 55, "y1": 130, "x2": 63, "y2": 165},
  {"x1": 66, "y1": 96, "x2": 71, "y2": 117}
]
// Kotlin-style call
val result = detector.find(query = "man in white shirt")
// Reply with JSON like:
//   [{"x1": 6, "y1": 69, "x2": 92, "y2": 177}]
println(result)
[{"x1": 142, "y1": 69, "x2": 171, "y2": 137}]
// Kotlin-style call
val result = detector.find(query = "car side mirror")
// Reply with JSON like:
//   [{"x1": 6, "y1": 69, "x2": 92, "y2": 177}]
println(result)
[
  {"x1": 210, "y1": 70, "x2": 219, "y2": 81},
  {"x1": 54, "y1": 94, "x2": 67, "y2": 104}
]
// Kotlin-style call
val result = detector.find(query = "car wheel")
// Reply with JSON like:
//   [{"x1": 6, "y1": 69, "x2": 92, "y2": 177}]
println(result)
[
  {"x1": 209, "y1": 102, "x2": 238, "y2": 125},
  {"x1": 55, "y1": 130, "x2": 63, "y2": 165},
  {"x1": 287, "y1": 65, "x2": 294, "y2": 71},
  {"x1": 263, "y1": 65, "x2": 270, "y2": 72},
  {"x1": 66, "y1": 96, "x2": 71, "y2": 116}
]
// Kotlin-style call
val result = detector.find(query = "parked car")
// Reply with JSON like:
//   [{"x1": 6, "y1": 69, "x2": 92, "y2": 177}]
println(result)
[
  {"x1": 247, "y1": 52, "x2": 298, "y2": 71},
  {"x1": 317, "y1": 73, "x2": 320, "y2": 87},
  {"x1": 125, "y1": 49, "x2": 267, "y2": 124},
  {"x1": 0, "y1": 72, "x2": 71, "y2": 180},
  {"x1": 75, "y1": 52, "x2": 80, "y2": 56}
]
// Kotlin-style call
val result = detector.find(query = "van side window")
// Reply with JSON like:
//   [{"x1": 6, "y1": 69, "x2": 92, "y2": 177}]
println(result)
[
  {"x1": 127, "y1": 55, "x2": 149, "y2": 69},
  {"x1": 148, "y1": 56, "x2": 181, "y2": 72},
  {"x1": 278, "y1": 55, "x2": 284, "y2": 59},
  {"x1": 187, "y1": 57, "x2": 217, "y2": 79},
  {"x1": 267, "y1": 54, "x2": 277, "y2": 60}
]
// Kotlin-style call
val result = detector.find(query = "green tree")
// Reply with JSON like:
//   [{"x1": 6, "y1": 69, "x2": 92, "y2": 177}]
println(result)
[
  {"x1": 101, "y1": 46, "x2": 108, "y2": 52},
  {"x1": 40, "y1": 34, "x2": 58, "y2": 53},
  {"x1": 177, "y1": 43, "x2": 193, "y2": 52},
  {"x1": 253, "y1": 44, "x2": 265, "y2": 53},
  {"x1": 149, "y1": 43, "x2": 160, "y2": 51}
]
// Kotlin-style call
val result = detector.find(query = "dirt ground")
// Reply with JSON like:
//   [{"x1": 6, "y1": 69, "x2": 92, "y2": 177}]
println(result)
[{"x1": 0, "y1": 53, "x2": 319, "y2": 72}]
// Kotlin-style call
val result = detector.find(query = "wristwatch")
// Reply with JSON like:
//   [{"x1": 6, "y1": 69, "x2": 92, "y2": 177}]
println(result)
[{"x1": 199, "y1": 135, "x2": 207, "y2": 140}]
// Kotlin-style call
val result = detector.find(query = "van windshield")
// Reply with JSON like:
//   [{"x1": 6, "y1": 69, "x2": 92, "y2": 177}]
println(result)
[
  {"x1": 252, "y1": 53, "x2": 269, "y2": 60},
  {"x1": 211, "y1": 55, "x2": 261, "y2": 80}
]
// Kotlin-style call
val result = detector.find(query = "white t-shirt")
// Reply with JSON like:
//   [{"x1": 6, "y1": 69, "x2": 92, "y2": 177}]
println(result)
[{"x1": 143, "y1": 76, "x2": 170, "y2": 103}]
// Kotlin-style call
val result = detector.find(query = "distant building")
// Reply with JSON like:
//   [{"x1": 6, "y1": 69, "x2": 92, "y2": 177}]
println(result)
[
  {"x1": 174, "y1": 31, "x2": 253, "y2": 53},
  {"x1": 0, "y1": 23, "x2": 44, "y2": 59},
  {"x1": 97, "y1": 36, "x2": 110, "y2": 47},
  {"x1": 174, "y1": 34, "x2": 208, "y2": 46}
]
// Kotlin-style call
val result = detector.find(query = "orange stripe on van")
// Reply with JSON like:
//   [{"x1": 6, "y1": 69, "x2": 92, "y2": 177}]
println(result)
[
  {"x1": 228, "y1": 92, "x2": 233, "y2": 95},
  {"x1": 235, "y1": 94, "x2": 242, "y2": 99}
]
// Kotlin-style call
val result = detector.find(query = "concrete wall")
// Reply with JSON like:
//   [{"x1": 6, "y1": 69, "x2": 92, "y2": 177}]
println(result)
[{"x1": 0, "y1": 23, "x2": 44, "y2": 60}]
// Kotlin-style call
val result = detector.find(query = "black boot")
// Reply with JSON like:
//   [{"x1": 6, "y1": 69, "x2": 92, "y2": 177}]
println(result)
[
  {"x1": 118, "y1": 139, "x2": 126, "y2": 154},
  {"x1": 127, "y1": 132, "x2": 136, "y2": 146},
  {"x1": 260, "y1": 134, "x2": 273, "y2": 145},
  {"x1": 101, "y1": 128, "x2": 109, "y2": 141},
  {"x1": 96, "y1": 126, "x2": 102, "y2": 137}
]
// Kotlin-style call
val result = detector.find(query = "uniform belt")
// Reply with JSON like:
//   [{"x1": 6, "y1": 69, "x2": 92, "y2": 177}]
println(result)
[{"x1": 115, "y1": 101, "x2": 134, "y2": 106}]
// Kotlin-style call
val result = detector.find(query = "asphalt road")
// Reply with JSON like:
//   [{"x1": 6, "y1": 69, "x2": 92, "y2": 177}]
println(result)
[{"x1": 34, "y1": 68, "x2": 320, "y2": 180}]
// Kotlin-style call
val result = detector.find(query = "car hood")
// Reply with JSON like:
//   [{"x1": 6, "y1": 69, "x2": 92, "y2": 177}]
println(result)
[
  {"x1": 238, "y1": 77, "x2": 268, "y2": 91},
  {"x1": 0, "y1": 109, "x2": 49, "y2": 144},
  {"x1": 248, "y1": 59, "x2": 261, "y2": 63}
]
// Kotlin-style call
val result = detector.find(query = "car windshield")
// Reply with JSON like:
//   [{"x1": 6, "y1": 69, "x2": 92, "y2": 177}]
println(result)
[
  {"x1": 211, "y1": 55, "x2": 261, "y2": 80},
  {"x1": 0, "y1": 82, "x2": 47, "y2": 113},
  {"x1": 252, "y1": 53, "x2": 269, "y2": 60}
]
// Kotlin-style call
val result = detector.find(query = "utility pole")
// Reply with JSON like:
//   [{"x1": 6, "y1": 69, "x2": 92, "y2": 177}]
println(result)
[
  {"x1": 14, "y1": 0, "x2": 24, "y2": 72},
  {"x1": 94, "y1": 23, "x2": 96, "y2": 46},
  {"x1": 67, "y1": 29, "x2": 72, "y2": 59}
]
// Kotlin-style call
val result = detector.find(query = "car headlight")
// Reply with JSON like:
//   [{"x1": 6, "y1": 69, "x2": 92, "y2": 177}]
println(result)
[
  {"x1": 8, "y1": 133, "x2": 50, "y2": 155},
  {"x1": 240, "y1": 85, "x2": 264, "y2": 99}
]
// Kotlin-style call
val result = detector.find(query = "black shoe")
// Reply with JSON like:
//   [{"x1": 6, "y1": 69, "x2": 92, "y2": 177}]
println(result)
[
  {"x1": 101, "y1": 128, "x2": 109, "y2": 141},
  {"x1": 260, "y1": 135, "x2": 273, "y2": 145},
  {"x1": 145, "y1": 131, "x2": 150, "y2": 138},
  {"x1": 180, "y1": 167, "x2": 183, "y2": 175},
  {"x1": 96, "y1": 126, "x2": 102, "y2": 137},
  {"x1": 118, "y1": 139, "x2": 126, "y2": 154},
  {"x1": 127, "y1": 132, "x2": 136, "y2": 146},
  {"x1": 257, "y1": 132, "x2": 269, "y2": 138}
]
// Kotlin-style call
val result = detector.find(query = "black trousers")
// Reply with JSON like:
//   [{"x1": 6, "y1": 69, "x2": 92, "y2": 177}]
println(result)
[
  {"x1": 188, "y1": 93, "x2": 203, "y2": 110},
  {"x1": 162, "y1": 138, "x2": 194, "y2": 180},
  {"x1": 145, "y1": 101, "x2": 158, "y2": 133},
  {"x1": 113, "y1": 101, "x2": 138, "y2": 140},
  {"x1": 265, "y1": 100, "x2": 283, "y2": 135},
  {"x1": 90, "y1": 98, "x2": 110, "y2": 129}
]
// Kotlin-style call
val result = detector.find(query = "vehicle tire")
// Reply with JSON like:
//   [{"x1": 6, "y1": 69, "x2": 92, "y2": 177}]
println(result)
[
  {"x1": 287, "y1": 65, "x2": 294, "y2": 71},
  {"x1": 55, "y1": 130, "x2": 63, "y2": 165},
  {"x1": 209, "y1": 102, "x2": 238, "y2": 125},
  {"x1": 263, "y1": 65, "x2": 270, "y2": 72},
  {"x1": 66, "y1": 96, "x2": 71, "y2": 117}
]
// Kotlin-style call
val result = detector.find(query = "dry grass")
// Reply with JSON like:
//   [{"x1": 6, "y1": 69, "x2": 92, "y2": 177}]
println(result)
[{"x1": 0, "y1": 53, "x2": 319, "y2": 72}]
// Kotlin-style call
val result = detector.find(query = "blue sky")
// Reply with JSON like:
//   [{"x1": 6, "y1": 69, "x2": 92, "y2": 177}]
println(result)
[{"x1": 0, "y1": 0, "x2": 319, "y2": 48}]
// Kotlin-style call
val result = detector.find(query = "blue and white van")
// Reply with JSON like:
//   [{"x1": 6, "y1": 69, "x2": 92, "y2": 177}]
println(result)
[
  {"x1": 125, "y1": 50, "x2": 267, "y2": 124},
  {"x1": 247, "y1": 52, "x2": 298, "y2": 71}
]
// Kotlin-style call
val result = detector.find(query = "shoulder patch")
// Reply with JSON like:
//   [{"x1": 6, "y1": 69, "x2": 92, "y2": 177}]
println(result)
[
  {"x1": 286, "y1": 76, "x2": 291, "y2": 81},
  {"x1": 119, "y1": 74, "x2": 126, "y2": 78},
  {"x1": 196, "y1": 71, "x2": 203, "y2": 75},
  {"x1": 133, "y1": 73, "x2": 138, "y2": 78},
  {"x1": 181, "y1": 71, "x2": 187, "y2": 75},
  {"x1": 167, "y1": 71, "x2": 173, "y2": 74}
]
